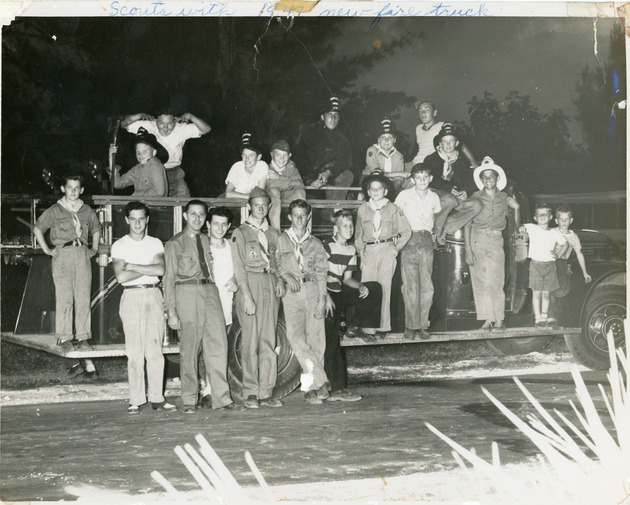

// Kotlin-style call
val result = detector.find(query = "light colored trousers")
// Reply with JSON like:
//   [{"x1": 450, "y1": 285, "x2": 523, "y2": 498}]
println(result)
[
  {"x1": 166, "y1": 166, "x2": 190, "y2": 197},
  {"x1": 119, "y1": 287, "x2": 165, "y2": 406},
  {"x1": 469, "y1": 228, "x2": 505, "y2": 321},
  {"x1": 362, "y1": 242, "x2": 397, "y2": 332},
  {"x1": 282, "y1": 282, "x2": 328, "y2": 391}
]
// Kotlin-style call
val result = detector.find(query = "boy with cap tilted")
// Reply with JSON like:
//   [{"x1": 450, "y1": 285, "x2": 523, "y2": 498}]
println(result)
[
  {"x1": 363, "y1": 118, "x2": 410, "y2": 194},
  {"x1": 355, "y1": 170, "x2": 411, "y2": 337},
  {"x1": 394, "y1": 164, "x2": 441, "y2": 340},
  {"x1": 276, "y1": 199, "x2": 330, "y2": 404},
  {"x1": 266, "y1": 140, "x2": 306, "y2": 231},
  {"x1": 231, "y1": 187, "x2": 285, "y2": 408},
  {"x1": 293, "y1": 96, "x2": 354, "y2": 200},
  {"x1": 225, "y1": 133, "x2": 269, "y2": 199},
  {"x1": 108, "y1": 128, "x2": 168, "y2": 197}
]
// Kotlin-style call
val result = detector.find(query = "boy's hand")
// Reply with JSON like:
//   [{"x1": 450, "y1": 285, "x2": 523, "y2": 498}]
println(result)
[
  {"x1": 243, "y1": 293, "x2": 257, "y2": 315},
  {"x1": 314, "y1": 299, "x2": 326, "y2": 319},
  {"x1": 358, "y1": 284, "x2": 369, "y2": 299},
  {"x1": 275, "y1": 279, "x2": 286, "y2": 297},
  {"x1": 176, "y1": 114, "x2": 192, "y2": 124},
  {"x1": 284, "y1": 274, "x2": 301, "y2": 293},
  {"x1": 325, "y1": 293, "x2": 335, "y2": 318},
  {"x1": 584, "y1": 273, "x2": 592, "y2": 283},
  {"x1": 46, "y1": 247, "x2": 59, "y2": 258},
  {"x1": 108, "y1": 145, "x2": 118, "y2": 156},
  {"x1": 225, "y1": 276, "x2": 238, "y2": 293},
  {"x1": 168, "y1": 315, "x2": 181, "y2": 331},
  {"x1": 465, "y1": 247, "x2": 476, "y2": 266}
]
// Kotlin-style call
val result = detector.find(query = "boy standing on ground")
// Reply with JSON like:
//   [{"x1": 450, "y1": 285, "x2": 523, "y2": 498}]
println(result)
[
  {"x1": 394, "y1": 164, "x2": 441, "y2": 340},
  {"x1": 33, "y1": 174, "x2": 101, "y2": 352},
  {"x1": 231, "y1": 187, "x2": 284, "y2": 409},
  {"x1": 111, "y1": 201, "x2": 176, "y2": 414},
  {"x1": 548, "y1": 205, "x2": 592, "y2": 326},
  {"x1": 164, "y1": 200, "x2": 244, "y2": 414},
  {"x1": 355, "y1": 170, "x2": 411, "y2": 337},
  {"x1": 276, "y1": 200, "x2": 330, "y2": 405},
  {"x1": 266, "y1": 140, "x2": 306, "y2": 231},
  {"x1": 323, "y1": 210, "x2": 382, "y2": 401},
  {"x1": 519, "y1": 204, "x2": 568, "y2": 327}
]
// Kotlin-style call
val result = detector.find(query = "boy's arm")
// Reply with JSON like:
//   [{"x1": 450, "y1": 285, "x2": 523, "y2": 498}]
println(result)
[
  {"x1": 574, "y1": 249, "x2": 592, "y2": 283},
  {"x1": 134, "y1": 161, "x2": 168, "y2": 197},
  {"x1": 313, "y1": 242, "x2": 328, "y2": 319},
  {"x1": 507, "y1": 197, "x2": 520, "y2": 228},
  {"x1": 225, "y1": 182, "x2": 250, "y2": 200},
  {"x1": 393, "y1": 206, "x2": 412, "y2": 252},
  {"x1": 121, "y1": 113, "x2": 154, "y2": 129},
  {"x1": 113, "y1": 168, "x2": 135, "y2": 190},
  {"x1": 178, "y1": 113, "x2": 211, "y2": 135},
  {"x1": 163, "y1": 241, "x2": 179, "y2": 320},
  {"x1": 288, "y1": 162, "x2": 305, "y2": 189},
  {"x1": 461, "y1": 143, "x2": 478, "y2": 168},
  {"x1": 122, "y1": 252, "x2": 165, "y2": 278},
  {"x1": 90, "y1": 230, "x2": 101, "y2": 257},
  {"x1": 112, "y1": 258, "x2": 143, "y2": 284},
  {"x1": 354, "y1": 207, "x2": 366, "y2": 260},
  {"x1": 230, "y1": 230, "x2": 257, "y2": 315},
  {"x1": 33, "y1": 226, "x2": 56, "y2": 257},
  {"x1": 365, "y1": 146, "x2": 380, "y2": 173}
]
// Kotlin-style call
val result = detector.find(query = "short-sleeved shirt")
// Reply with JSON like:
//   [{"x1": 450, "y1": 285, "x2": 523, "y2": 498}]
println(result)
[
  {"x1": 111, "y1": 234, "x2": 164, "y2": 286},
  {"x1": 276, "y1": 233, "x2": 328, "y2": 299},
  {"x1": 211, "y1": 241, "x2": 234, "y2": 325},
  {"x1": 394, "y1": 188, "x2": 441, "y2": 232},
  {"x1": 225, "y1": 160, "x2": 269, "y2": 195},
  {"x1": 412, "y1": 121, "x2": 444, "y2": 164},
  {"x1": 34, "y1": 201, "x2": 101, "y2": 246},
  {"x1": 470, "y1": 190, "x2": 509, "y2": 231},
  {"x1": 323, "y1": 237, "x2": 357, "y2": 293},
  {"x1": 523, "y1": 223, "x2": 566, "y2": 262},
  {"x1": 116, "y1": 157, "x2": 168, "y2": 197},
  {"x1": 126, "y1": 121, "x2": 202, "y2": 169},
  {"x1": 555, "y1": 229, "x2": 582, "y2": 260}
]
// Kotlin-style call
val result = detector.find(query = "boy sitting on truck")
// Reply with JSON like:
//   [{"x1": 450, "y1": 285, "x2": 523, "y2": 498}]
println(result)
[
  {"x1": 363, "y1": 118, "x2": 410, "y2": 194},
  {"x1": 519, "y1": 204, "x2": 568, "y2": 327},
  {"x1": 548, "y1": 205, "x2": 592, "y2": 326},
  {"x1": 225, "y1": 133, "x2": 269, "y2": 200},
  {"x1": 266, "y1": 140, "x2": 306, "y2": 231}
]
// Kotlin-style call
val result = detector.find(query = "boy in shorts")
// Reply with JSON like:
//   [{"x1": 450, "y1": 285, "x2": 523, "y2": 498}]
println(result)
[{"x1": 519, "y1": 204, "x2": 568, "y2": 327}]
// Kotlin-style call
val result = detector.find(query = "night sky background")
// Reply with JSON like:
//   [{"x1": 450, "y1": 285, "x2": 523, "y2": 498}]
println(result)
[{"x1": 1, "y1": 15, "x2": 626, "y2": 197}]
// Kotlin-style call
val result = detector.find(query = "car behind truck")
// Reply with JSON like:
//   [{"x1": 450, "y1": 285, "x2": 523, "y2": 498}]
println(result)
[{"x1": 1, "y1": 189, "x2": 626, "y2": 400}]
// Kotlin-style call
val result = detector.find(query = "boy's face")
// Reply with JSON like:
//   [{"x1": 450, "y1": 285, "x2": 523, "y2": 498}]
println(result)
[
  {"x1": 367, "y1": 181, "x2": 388, "y2": 202},
  {"x1": 271, "y1": 149, "x2": 290, "y2": 169},
  {"x1": 377, "y1": 133, "x2": 396, "y2": 151},
  {"x1": 126, "y1": 209, "x2": 149, "y2": 235},
  {"x1": 208, "y1": 215, "x2": 231, "y2": 241},
  {"x1": 321, "y1": 111, "x2": 340, "y2": 130},
  {"x1": 61, "y1": 180, "x2": 84, "y2": 201},
  {"x1": 288, "y1": 206, "x2": 311, "y2": 232},
  {"x1": 412, "y1": 170, "x2": 432, "y2": 190},
  {"x1": 248, "y1": 196, "x2": 271, "y2": 220},
  {"x1": 241, "y1": 148, "x2": 261, "y2": 170},
  {"x1": 533, "y1": 209, "x2": 552, "y2": 228},
  {"x1": 480, "y1": 169, "x2": 498, "y2": 190},
  {"x1": 334, "y1": 216, "x2": 354, "y2": 242},
  {"x1": 417, "y1": 102, "x2": 437, "y2": 125},
  {"x1": 156, "y1": 114, "x2": 176, "y2": 136},
  {"x1": 183, "y1": 204, "x2": 207, "y2": 233},
  {"x1": 439, "y1": 135, "x2": 459, "y2": 154},
  {"x1": 135, "y1": 142, "x2": 157, "y2": 165},
  {"x1": 556, "y1": 212, "x2": 573, "y2": 232}
]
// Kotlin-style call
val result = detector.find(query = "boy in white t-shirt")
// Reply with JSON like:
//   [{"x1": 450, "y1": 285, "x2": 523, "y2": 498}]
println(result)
[
  {"x1": 225, "y1": 133, "x2": 269, "y2": 199},
  {"x1": 519, "y1": 204, "x2": 568, "y2": 327}
]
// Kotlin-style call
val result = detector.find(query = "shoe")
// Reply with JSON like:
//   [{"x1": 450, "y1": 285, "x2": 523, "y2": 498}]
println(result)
[
  {"x1": 57, "y1": 339, "x2": 74, "y2": 353},
  {"x1": 480, "y1": 320, "x2": 493, "y2": 331},
  {"x1": 127, "y1": 405, "x2": 141, "y2": 415},
  {"x1": 316, "y1": 384, "x2": 330, "y2": 400},
  {"x1": 357, "y1": 332, "x2": 379, "y2": 343},
  {"x1": 75, "y1": 339, "x2": 94, "y2": 351},
  {"x1": 304, "y1": 391, "x2": 323, "y2": 405},
  {"x1": 219, "y1": 402, "x2": 247, "y2": 412},
  {"x1": 493, "y1": 320, "x2": 506, "y2": 330},
  {"x1": 84, "y1": 369, "x2": 99, "y2": 380},
  {"x1": 244, "y1": 395, "x2": 259, "y2": 409},
  {"x1": 259, "y1": 397, "x2": 283, "y2": 408},
  {"x1": 344, "y1": 326, "x2": 366, "y2": 339},
  {"x1": 198, "y1": 394, "x2": 212, "y2": 409},
  {"x1": 546, "y1": 318, "x2": 560, "y2": 328},
  {"x1": 152, "y1": 401, "x2": 177, "y2": 411},
  {"x1": 67, "y1": 362, "x2": 84, "y2": 379},
  {"x1": 182, "y1": 405, "x2": 196, "y2": 414},
  {"x1": 535, "y1": 320, "x2": 548, "y2": 328},
  {"x1": 327, "y1": 389, "x2": 362, "y2": 402},
  {"x1": 415, "y1": 329, "x2": 430, "y2": 340},
  {"x1": 403, "y1": 328, "x2": 416, "y2": 340},
  {"x1": 374, "y1": 331, "x2": 388, "y2": 339}
]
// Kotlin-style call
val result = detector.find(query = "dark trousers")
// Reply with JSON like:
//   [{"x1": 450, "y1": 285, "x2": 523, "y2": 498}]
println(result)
[{"x1": 324, "y1": 282, "x2": 382, "y2": 391}]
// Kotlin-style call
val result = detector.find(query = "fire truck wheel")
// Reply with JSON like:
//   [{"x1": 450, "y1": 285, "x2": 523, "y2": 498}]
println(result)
[{"x1": 227, "y1": 307, "x2": 302, "y2": 404}]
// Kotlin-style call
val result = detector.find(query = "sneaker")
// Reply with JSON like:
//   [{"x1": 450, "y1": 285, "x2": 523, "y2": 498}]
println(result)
[
  {"x1": 84, "y1": 369, "x2": 100, "y2": 380},
  {"x1": 403, "y1": 328, "x2": 416, "y2": 340},
  {"x1": 493, "y1": 320, "x2": 506, "y2": 330},
  {"x1": 304, "y1": 391, "x2": 323, "y2": 405},
  {"x1": 152, "y1": 401, "x2": 177, "y2": 411},
  {"x1": 535, "y1": 320, "x2": 548, "y2": 328},
  {"x1": 480, "y1": 320, "x2": 493, "y2": 331},
  {"x1": 345, "y1": 326, "x2": 366, "y2": 339},
  {"x1": 182, "y1": 405, "x2": 197, "y2": 414},
  {"x1": 374, "y1": 331, "x2": 388, "y2": 339},
  {"x1": 259, "y1": 397, "x2": 283, "y2": 408},
  {"x1": 67, "y1": 362, "x2": 84, "y2": 379},
  {"x1": 244, "y1": 395, "x2": 259, "y2": 409},
  {"x1": 415, "y1": 329, "x2": 430, "y2": 340},
  {"x1": 316, "y1": 384, "x2": 330, "y2": 400},
  {"x1": 57, "y1": 339, "x2": 74, "y2": 353},
  {"x1": 328, "y1": 389, "x2": 362, "y2": 402},
  {"x1": 75, "y1": 339, "x2": 94, "y2": 351},
  {"x1": 546, "y1": 318, "x2": 560, "y2": 328},
  {"x1": 127, "y1": 405, "x2": 141, "y2": 415},
  {"x1": 219, "y1": 402, "x2": 247, "y2": 412}
]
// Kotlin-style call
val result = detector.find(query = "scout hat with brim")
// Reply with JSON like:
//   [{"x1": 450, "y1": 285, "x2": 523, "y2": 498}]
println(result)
[
  {"x1": 134, "y1": 127, "x2": 169, "y2": 164},
  {"x1": 361, "y1": 169, "x2": 395, "y2": 200},
  {"x1": 473, "y1": 156, "x2": 507, "y2": 191},
  {"x1": 432, "y1": 122, "x2": 460, "y2": 148}
]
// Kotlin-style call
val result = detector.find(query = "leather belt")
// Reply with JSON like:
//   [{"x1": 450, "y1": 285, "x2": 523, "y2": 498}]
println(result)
[
  {"x1": 298, "y1": 276, "x2": 314, "y2": 283},
  {"x1": 62, "y1": 239, "x2": 84, "y2": 247},
  {"x1": 176, "y1": 278, "x2": 213, "y2": 286},
  {"x1": 124, "y1": 283, "x2": 160, "y2": 290},
  {"x1": 365, "y1": 234, "x2": 400, "y2": 246}
]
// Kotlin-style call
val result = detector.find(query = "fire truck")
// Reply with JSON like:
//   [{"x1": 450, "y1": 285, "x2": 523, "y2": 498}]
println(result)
[{"x1": 1, "y1": 189, "x2": 625, "y2": 401}]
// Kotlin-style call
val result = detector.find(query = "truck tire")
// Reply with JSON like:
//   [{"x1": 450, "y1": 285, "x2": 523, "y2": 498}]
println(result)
[
  {"x1": 564, "y1": 286, "x2": 626, "y2": 370},
  {"x1": 487, "y1": 335, "x2": 554, "y2": 355},
  {"x1": 227, "y1": 309, "x2": 301, "y2": 403}
]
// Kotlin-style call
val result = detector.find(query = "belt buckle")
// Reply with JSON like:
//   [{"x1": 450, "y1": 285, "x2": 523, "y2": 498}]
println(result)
[{"x1": 73, "y1": 239, "x2": 82, "y2": 247}]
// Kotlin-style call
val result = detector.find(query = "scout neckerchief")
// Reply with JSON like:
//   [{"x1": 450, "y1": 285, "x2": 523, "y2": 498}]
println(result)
[
  {"x1": 285, "y1": 227, "x2": 310, "y2": 272},
  {"x1": 368, "y1": 198, "x2": 389, "y2": 241},
  {"x1": 270, "y1": 160, "x2": 287, "y2": 177},
  {"x1": 436, "y1": 145, "x2": 460, "y2": 181},
  {"x1": 245, "y1": 216, "x2": 271, "y2": 269},
  {"x1": 58, "y1": 197, "x2": 84, "y2": 242},
  {"x1": 373, "y1": 144, "x2": 398, "y2": 173}
]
